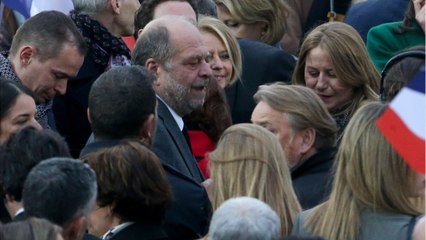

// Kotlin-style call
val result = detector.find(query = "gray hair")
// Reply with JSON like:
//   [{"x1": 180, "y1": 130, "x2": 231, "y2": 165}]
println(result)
[
  {"x1": 132, "y1": 16, "x2": 197, "y2": 69},
  {"x1": 22, "y1": 157, "x2": 97, "y2": 227},
  {"x1": 209, "y1": 197, "x2": 281, "y2": 240},
  {"x1": 72, "y1": 0, "x2": 108, "y2": 15}
]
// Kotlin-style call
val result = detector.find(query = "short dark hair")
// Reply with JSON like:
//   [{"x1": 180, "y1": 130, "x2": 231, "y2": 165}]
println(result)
[
  {"x1": 88, "y1": 66, "x2": 156, "y2": 139},
  {"x1": 9, "y1": 11, "x2": 87, "y2": 61},
  {"x1": 82, "y1": 140, "x2": 172, "y2": 223},
  {"x1": 197, "y1": 0, "x2": 217, "y2": 16},
  {"x1": 0, "y1": 127, "x2": 70, "y2": 201},
  {"x1": 135, "y1": 0, "x2": 198, "y2": 31},
  {"x1": 22, "y1": 158, "x2": 97, "y2": 226}
]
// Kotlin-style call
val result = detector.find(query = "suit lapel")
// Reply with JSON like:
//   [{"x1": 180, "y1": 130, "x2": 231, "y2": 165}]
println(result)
[{"x1": 156, "y1": 99, "x2": 203, "y2": 182}]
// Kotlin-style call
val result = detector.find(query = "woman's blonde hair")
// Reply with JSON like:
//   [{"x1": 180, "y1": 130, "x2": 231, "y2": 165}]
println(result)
[
  {"x1": 293, "y1": 22, "x2": 379, "y2": 116},
  {"x1": 198, "y1": 16, "x2": 242, "y2": 86},
  {"x1": 305, "y1": 102, "x2": 425, "y2": 240},
  {"x1": 209, "y1": 123, "x2": 301, "y2": 235},
  {"x1": 215, "y1": 0, "x2": 287, "y2": 45}
]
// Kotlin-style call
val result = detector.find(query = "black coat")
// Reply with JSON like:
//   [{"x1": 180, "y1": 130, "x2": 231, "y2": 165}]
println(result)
[
  {"x1": 53, "y1": 52, "x2": 105, "y2": 158},
  {"x1": 291, "y1": 148, "x2": 336, "y2": 209},
  {"x1": 107, "y1": 223, "x2": 168, "y2": 240},
  {"x1": 226, "y1": 39, "x2": 295, "y2": 124}
]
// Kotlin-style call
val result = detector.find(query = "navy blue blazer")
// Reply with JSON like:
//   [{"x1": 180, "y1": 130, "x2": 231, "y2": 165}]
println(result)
[{"x1": 226, "y1": 39, "x2": 295, "y2": 124}]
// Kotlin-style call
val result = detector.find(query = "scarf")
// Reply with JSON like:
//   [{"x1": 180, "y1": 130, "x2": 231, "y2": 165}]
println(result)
[
  {"x1": 70, "y1": 11, "x2": 131, "y2": 70},
  {"x1": 0, "y1": 53, "x2": 52, "y2": 129}
]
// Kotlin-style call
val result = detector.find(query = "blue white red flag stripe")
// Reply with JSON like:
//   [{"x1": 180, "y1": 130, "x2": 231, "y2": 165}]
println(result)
[
  {"x1": 2, "y1": 0, "x2": 74, "y2": 19},
  {"x1": 2, "y1": 0, "x2": 32, "y2": 18},
  {"x1": 376, "y1": 69, "x2": 425, "y2": 173}
]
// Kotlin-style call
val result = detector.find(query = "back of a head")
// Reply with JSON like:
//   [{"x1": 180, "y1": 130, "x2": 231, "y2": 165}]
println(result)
[
  {"x1": 209, "y1": 124, "x2": 289, "y2": 209},
  {"x1": 381, "y1": 46, "x2": 425, "y2": 102},
  {"x1": 82, "y1": 140, "x2": 172, "y2": 224},
  {"x1": 335, "y1": 102, "x2": 423, "y2": 214},
  {"x1": 209, "y1": 197, "x2": 281, "y2": 240},
  {"x1": 23, "y1": 157, "x2": 97, "y2": 227},
  {"x1": 135, "y1": 0, "x2": 198, "y2": 31},
  {"x1": 2, "y1": 217, "x2": 62, "y2": 240},
  {"x1": 254, "y1": 83, "x2": 337, "y2": 149},
  {"x1": 72, "y1": 0, "x2": 108, "y2": 15},
  {"x1": 0, "y1": 126, "x2": 70, "y2": 202},
  {"x1": 88, "y1": 66, "x2": 156, "y2": 139},
  {"x1": 197, "y1": 0, "x2": 216, "y2": 16},
  {"x1": 9, "y1": 10, "x2": 87, "y2": 61},
  {"x1": 209, "y1": 123, "x2": 300, "y2": 235}
]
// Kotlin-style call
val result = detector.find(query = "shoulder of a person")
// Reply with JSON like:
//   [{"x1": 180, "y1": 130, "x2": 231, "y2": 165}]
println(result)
[{"x1": 368, "y1": 21, "x2": 404, "y2": 38}]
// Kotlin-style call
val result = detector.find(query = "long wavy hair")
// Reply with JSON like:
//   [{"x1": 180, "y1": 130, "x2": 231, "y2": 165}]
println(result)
[
  {"x1": 293, "y1": 22, "x2": 379, "y2": 119},
  {"x1": 304, "y1": 102, "x2": 425, "y2": 240}
]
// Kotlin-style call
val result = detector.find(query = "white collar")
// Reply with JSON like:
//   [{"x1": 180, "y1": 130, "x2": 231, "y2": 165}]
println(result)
[
  {"x1": 157, "y1": 96, "x2": 184, "y2": 131},
  {"x1": 102, "y1": 222, "x2": 134, "y2": 240},
  {"x1": 15, "y1": 207, "x2": 24, "y2": 217}
]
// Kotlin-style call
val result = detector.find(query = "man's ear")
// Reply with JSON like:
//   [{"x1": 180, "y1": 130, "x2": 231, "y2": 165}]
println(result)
[
  {"x1": 62, "y1": 215, "x2": 86, "y2": 240},
  {"x1": 145, "y1": 58, "x2": 158, "y2": 73},
  {"x1": 19, "y1": 45, "x2": 36, "y2": 67},
  {"x1": 110, "y1": 0, "x2": 120, "y2": 14},
  {"x1": 87, "y1": 108, "x2": 92, "y2": 124},
  {"x1": 299, "y1": 128, "x2": 316, "y2": 155},
  {"x1": 145, "y1": 58, "x2": 161, "y2": 86},
  {"x1": 137, "y1": 28, "x2": 144, "y2": 36},
  {"x1": 139, "y1": 113, "x2": 156, "y2": 141}
]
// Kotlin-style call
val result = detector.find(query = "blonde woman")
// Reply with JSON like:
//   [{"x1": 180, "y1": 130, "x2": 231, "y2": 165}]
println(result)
[
  {"x1": 292, "y1": 102, "x2": 425, "y2": 240},
  {"x1": 198, "y1": 16, "x2": 242, "y2": 88},
  {"x1": 209, "y1": 123, "x2": 301, "y2": 235},
  {"x1": 293, "y1": 22, "x2": 379, "y2": 140},
  {"x1": 215, "y1": 0, "x2": 287, "y2": 47},
  {"x1": 184, "y1": 16, "x2": 241, "y2": 178}
]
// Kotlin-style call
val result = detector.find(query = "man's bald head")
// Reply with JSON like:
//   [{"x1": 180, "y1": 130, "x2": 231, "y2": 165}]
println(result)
[{"x1": 132, "y1": 16, "x2": 199, "y2": 67}]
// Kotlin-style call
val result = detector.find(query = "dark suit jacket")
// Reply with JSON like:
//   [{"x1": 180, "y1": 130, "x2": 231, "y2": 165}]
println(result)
[
  {"x1": 152, "y1": 99, "x2": 205, "y2": 183},
  {"x1": 108, "y1": 222, "x2": 168, "y2": 240},
  {"x1": 53, "y1": 52, "x2": 105, "y2": 158},
  {"x1": 13, "y1": 211, "x2": 26, "y2": 221},
  {"x1": 291, "y1": 148, "x2": 336, "y2": 209},
  {"x1": 81, "y1": 139, "x2": 212, "y2": 240},
  {"x1": 226, "y1": 39, "x2": 296, "y2": 124}
]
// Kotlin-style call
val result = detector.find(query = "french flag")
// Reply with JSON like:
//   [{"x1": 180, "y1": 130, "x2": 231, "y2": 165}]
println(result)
[
  {"x1": 2, "y1": 0, "x2": 73, "y2": 18},
  {"x1": 376, "y1": 68, "x2": 425, "y2": 173},
  {"x1": 2, "y1": 0, "x2": 32, "y2": 18}
]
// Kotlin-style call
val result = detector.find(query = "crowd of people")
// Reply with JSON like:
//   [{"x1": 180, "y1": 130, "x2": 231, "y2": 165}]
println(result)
[{"x1": 0, "y1": 0, "x2": 425, "y2": 239}]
